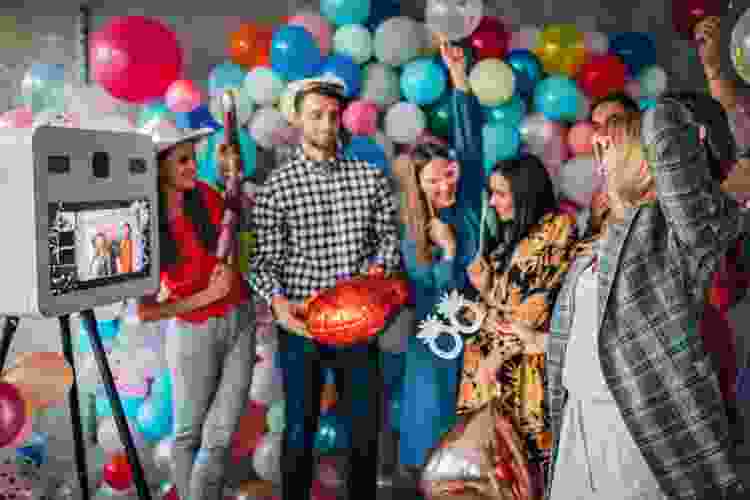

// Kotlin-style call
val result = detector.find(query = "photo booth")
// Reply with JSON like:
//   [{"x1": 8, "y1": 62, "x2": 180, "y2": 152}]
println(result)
[{"x1": 0, "y1": 125, "x2": 158, "y2": 499}]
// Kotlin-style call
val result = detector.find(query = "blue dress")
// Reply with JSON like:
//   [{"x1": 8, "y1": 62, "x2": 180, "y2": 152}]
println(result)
[{"x1": 398, "y1": 89, "x2": 485, "y2": 467}]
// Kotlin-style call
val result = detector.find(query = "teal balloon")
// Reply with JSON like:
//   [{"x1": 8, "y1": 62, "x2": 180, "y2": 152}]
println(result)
[
  {"x1": 400, "y1": 57, "x2": 447, "y2": 106},
  {"x1": 96, "y1": 394, "x2": 144, "y2": 419},
  {"x1": 505, "y1": 50, "x2": 542, "y2": 96},
  {"x1": 333, "y1": 24, "x2": 373, "y2": 64},
  {"x1": 533, "y1": 76, "x2": 582, "y2": 123},
  {"x1": 314, "y1": 413, "x2": 350, "y2": 454},
  {"x1": 483, "y1": 94, "x2": 526, "y2": 127},
  {"x1": 197, "y1": 126, "x2": 257, "y2": 187},
  {"x1": 78, "y1": 319, "x2": 119, "y2": 354},
  {"x1": 137, "y1": 101, "x2": 172, "y2": 129},
  {"x1": 267, "y1": 400, "x2": 285, "y2": 433},
  {"x1": 639, "y1": 97, "x2": 656, "y2": 111},
  {"x1": 150, "y1": 370, "x2": 174, "y2": 409},
  {"x1": 321, "y1": 0, "x2": 371, "y2": 26},
  {"x1": 483, "y1": 121, "x2": 521, "y2": 170},
  {"x1": 208, "y1": 62, "x2": 246, "y2": 96},
  {"x1": 136, "y1": 399, "x2": 173, "y2": 442},
  {"x1": 428, "y1": 95, "x2": 454, "y2": 138},
  {"x1": 20, "y1": 63, "x2": 66, "y2": 113}
]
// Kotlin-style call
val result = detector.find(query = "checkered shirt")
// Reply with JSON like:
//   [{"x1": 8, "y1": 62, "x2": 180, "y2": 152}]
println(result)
[{"x1": 248, "y1": 146, "x2": 401, "y2": 303}]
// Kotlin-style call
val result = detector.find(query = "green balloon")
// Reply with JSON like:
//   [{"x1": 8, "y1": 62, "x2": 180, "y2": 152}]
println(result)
[
  {"x1": 428, "y1": 97, "x2": 452, "y2": 138},
  {"x1": 266, "y1": 400, "x2": 285, "y2": 433},
  {"x1": 137, "y1": 102, "x2": 172, "y2": 129}
]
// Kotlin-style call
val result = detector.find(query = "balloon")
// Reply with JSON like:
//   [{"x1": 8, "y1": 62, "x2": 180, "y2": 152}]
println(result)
[
  {"x1": 731, "y1": 10, "x2": 750, "y2": 84},
  {"x1": 345, "y1": 136, "x2": 388, "y2": 172},
  {"x1": 232, "y1": 401, "x2": 267, "y2": 460},
  {"x1": 384, "y1": 102, "x2": 426, "y2": 143},
  {"x1": 483, "y1": 122, "x2": 521, "y2": 169},
  {"x1": 152, "y1": 437, "x2": 174, "y2": 472},
  {"x1": 609, "y1": 32, "x2": 657, "y2": 77},
  {"x1": 585, "y1": 31, "x2": 609, "y2": 54},
  {"x1": 361, "y1": 63, "x2": 401, "y2": 108},
  {"x1": 91, "y1": 16, "x2": 183, "y2": 103},
  {"x1": 424, "y1": 0, "x2": 483, "y2": 41},
  {"x1": 483, "y1": 93, "x2": 526, "y2": 127},
  {"x1": 672, "y1": 0, "x2": 729, "y2": 39},
  {"x1": 2, "y1": 352, "x2": 73, "y2": 411},
  {"x1": 97, "y1": 416, "x2": 143, "y2": 454},
  {"x1": 333, "y1": 24, "x2": 373, "y2": 64},
  {"x1": 320, "y1": 0, "x2": 371, "y2": 26},
  {"x1": 287, "y1": 12, "x2": 333, "y2": 56},
  {"x1": 0, "y1": 107, "x2": 34, "y2": 129},
  {"x1": 557, "y1": 155, "x2": 603, "y2": 207},
  {"x1": 249, "y1": 107, "x2": 289, "y2": 150},
  {"x1": 314, "y1": 413, "x2": 350, "y2": 454},
  {"x1": 208, "y1": 62, "x2": 246, "y2": 96},
  {"x1": 366, "y1": 0, "x2": 401, "y2": 30},
  {"x1": 374, "y1": 17, "x2": 422, "y2": 67},
  {"x1": 253, "y1": 432, "x2": 282, "y2": 483},
  {"x1": 271, "y1": 25, "x2": 322, "y2": 81},
  {"x1": 469, "y1": 58, "x2": 515, "y2": 106},
  {"x1": 638, "y1": 65, "x2": 668, "y2": 97},
  {"x1": 577, "y1": 54, "x2": 627, "y2": 99},
  {"x1": 20, "y1": 63, "x2": 66, "y2": 114},
  {"x1": 469, "y1": 16, "x2": 509, "y2": 60},
  {"x1": 521, "y1": 112, "x2": 560, "y2": 153},
  {"x1": 400, "y1": 58, "x2": 447, "y2": 106},
  {"x1": 164, "y1": 80, "x2": 202, "y2": 113},
  {"x1": 504, "y1": 50, "x2": 542, "y2": 97},
  {"x1": 318, "y1": 55, "x2": 362, "y2": 97},
  {"x1": 15, "y1": 432, "x2": 47, "y2": 468},
  {"x1": 343, "y1": 100, "x2": 378, "y2": 136},
  {"x1": 249, "y1": 358, "x2": 284, "y2": 404},
  {"x1": 510, "y1": 25, "x2": 541, "y2": 51},
  {"x1": 95, "y1": 394, "x2": 144, "y2": 419},
  {"x1": 534, "y1": 76, "x2": 582, "y2": 123},
  {"x1": 567, "y1": 121, "x2": 595, "y2": 155},
  {"x1": 375, "y1": 131, "x2": 395, "y2": 159},
  {"x1": 135, "y1": 399, "x2": 172, "y2": 442},
  {"x1": 229, "y1": 22, "x2": 273, "y2": 68},
  {"x1": 208, "y1": 88, "x2": 254, "y2": 126},
  {"x1": 266, "y1": 400, "x2": 285, "y2": 433},
  {"x1": 173, "y1": 103, "x2": 221, "y2": 131},
  {"x1": 428, "y1": 95, "x2": 454, "y2": 138},
  {"x1": 536, "y1": 24, "x2": 585, "y2": 77},
  {"x1": 103, "y1": 453, "x2": 133, "y2": 491}
]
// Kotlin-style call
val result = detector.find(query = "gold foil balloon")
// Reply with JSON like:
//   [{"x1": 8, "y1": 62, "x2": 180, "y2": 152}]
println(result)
[
  {"x1": 731, "y1": 9, "x2": 750, "y2": 84},
  {"x1": 536, "y1": 24, "x2": 586, "y2": 77}
]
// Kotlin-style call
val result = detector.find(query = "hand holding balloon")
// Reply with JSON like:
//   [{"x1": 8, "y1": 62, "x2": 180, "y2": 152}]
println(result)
[
  {"x1": 439, "y1": 35, "x2": 469, "y2": 91},
  {"x1": 694, "y1": 16, "x2": 722, "y2": 78}
]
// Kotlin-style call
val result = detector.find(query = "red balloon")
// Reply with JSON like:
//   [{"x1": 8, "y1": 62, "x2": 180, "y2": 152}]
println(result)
[
  {"x1": 91, "y1": 16, "x2": 183, "y2": 103},
  {"x1": 672, "y1": 0, "x2": 729, "y2": 39},
  {"x1": 468, "y1": 17, "x2": 510, "y2": 61},
  {"x1": 578, "y1": 54, "x2": 627, "y2": 99},
  {"x1": 0, "y1": 382, "x2": 27, "y2": 448},
  {"x1": 103, "y1": 452, "x2": 134, "y2": 490}
]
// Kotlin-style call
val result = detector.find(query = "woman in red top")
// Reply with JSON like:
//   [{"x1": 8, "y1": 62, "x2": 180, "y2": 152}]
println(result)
[{"x1": 138, "y1": 129, "x2": 255, "y2": 500}]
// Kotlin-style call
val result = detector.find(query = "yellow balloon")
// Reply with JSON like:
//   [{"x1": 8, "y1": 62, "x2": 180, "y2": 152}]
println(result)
[
  {"x1": 469, "y1": 59, "x2": 515, "y2": 107},
  {"x1": 537, "y1": 24, "x2": 584, "y2": 76},
  {"x1": 0, "y1": 17, "x2": 32, "y2": 49}
]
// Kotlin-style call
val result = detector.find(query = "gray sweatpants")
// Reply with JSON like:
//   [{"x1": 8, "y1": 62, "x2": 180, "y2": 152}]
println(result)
[{"x1": 165, "y1": 300, "x2": 256, "y2": 500}]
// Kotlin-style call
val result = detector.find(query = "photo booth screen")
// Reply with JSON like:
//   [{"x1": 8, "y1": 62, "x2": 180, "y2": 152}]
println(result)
[{"x1": 49, "y1": 199, "x2": 152, "y2": 296}]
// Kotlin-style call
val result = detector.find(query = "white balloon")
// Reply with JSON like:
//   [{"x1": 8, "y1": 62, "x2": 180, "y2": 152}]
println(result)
[
  {"x1": 249, "y1": 359, "x2": 284, "y2": 404},
  {"x1": 374, "y1": 17, "x2": 423, "y2": 67},
  {"x1": 244, "y1": 67, "x2": 286, "y2": 106},
  {"x1": 425, "y1": 0, "x2": 484, "y2": 41},
  {"x1": 375, "y1": 131, "x2": 395, "y2": 159},
  {"x1": 249, "y1": 107, "x2": 288, "y2": 149},
  {"x1": 509, "y1": 25, "x2": 541, "y2": 51},
  {"x1": 361, "y1": 63, "x2": 401, "y2": 108},
  {"x1": 385, "y1": 102, "x2": 426, "y2": 144},
  {"x1": 252, "y1": 432, "x2": 283, "y2": 483},
  {"x1": 557, "y1": 155, "x2": 603, "y2": 207}
]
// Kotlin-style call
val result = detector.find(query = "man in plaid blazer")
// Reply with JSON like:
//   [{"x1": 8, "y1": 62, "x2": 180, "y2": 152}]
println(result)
[{"x1": 547, "y1": 94, "x2": 748, "y2": 499}]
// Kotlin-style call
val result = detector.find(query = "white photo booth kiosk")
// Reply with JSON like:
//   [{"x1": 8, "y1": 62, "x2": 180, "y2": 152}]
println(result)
[{"x1": 0, "y1": 125, "x2": 158, "y2": 500}]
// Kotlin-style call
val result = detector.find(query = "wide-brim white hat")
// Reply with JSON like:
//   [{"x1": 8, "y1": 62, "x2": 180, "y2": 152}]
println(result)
[{"x1": 153, "y1": 127, "x2": 215, "y2": 154}]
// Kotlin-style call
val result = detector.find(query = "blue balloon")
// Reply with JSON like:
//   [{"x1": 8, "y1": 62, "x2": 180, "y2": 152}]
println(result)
[
  {"x1": 609, "y1": 32, "x2": 656, "y2": 77},
  {"x1": 346, "y1": 136, "x2": 388, "y2": 173},
  {"x1": 318, "y1": 54, "x2": 362, "y2": 97},
  {"x1": 16, "y1": 432, "x2": 47, "y2": 467},
  {"x1": 29, "y1": 63, "x2": 65, "y2": 82},
  {"x1": 639, "y1": 97, "x2": 656, "y2": 111},
  {"x1": 78, "y1": 319, "x2": 119, "y2": 353},
  {"x1": 174, "y1": 104, "x2": 221, "y2": 131},
  {"x1": 208, "y1": 62, "x2": 246, "y2": 96},
  {"x1": 96, "y1": 394, "x2": 145, "y2": 419},
  {"x1": 533, "y1": 76, "x2": 581, "y2": 122},
  {"x1": 505, "y1": 50, "x2": 543, "y2": 96},
  {"x1": 400, "y1": 57, "x2": 447, "y2": 106},
  {"x1": 136, "y1": 399, "x2": 173, "y2": 442},
  {"x1": 483, "y1": 122, "x2": 521, "y2": 170},
  {"x1": 315, "y1": 413, "x2": 350, "y2": 454},
  {"x1": 271, "y1": 25, "x2": 322, "y2": 81},
  {"x1": 321, "y1": 0, "x2": 371, "y2": 26},
  {"x1": 366, "y1": 0, "x2": 400, "y2": 30},
  {"x1": 483, "y1": 94, "x2": 526, "y2": 127}
]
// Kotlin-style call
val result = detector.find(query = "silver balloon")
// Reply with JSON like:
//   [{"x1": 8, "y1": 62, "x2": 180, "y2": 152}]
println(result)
[
  {"x1": 252, "y1": 432, "x2": 282, "y2": 483},
  {"x1": 153, "y1": 437, "x2": 174, "y2": 473},
  {"x1": 422, "y1": 445, "x2": 483, "y2": 481},
  {"x1": 425, "y1": 0, "x2": 484, "y2": 41},
  {"x1": 732, "y1": 8, "x2": 750, "y2": 85}
]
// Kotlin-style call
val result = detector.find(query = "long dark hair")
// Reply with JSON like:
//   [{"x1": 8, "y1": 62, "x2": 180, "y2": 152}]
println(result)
[
  {"x1": 157, "y1": 148, "x2": 218, "y2": 268},
  {"x1": 488, "y1": 154, "x2": 558, "y2": 270}
]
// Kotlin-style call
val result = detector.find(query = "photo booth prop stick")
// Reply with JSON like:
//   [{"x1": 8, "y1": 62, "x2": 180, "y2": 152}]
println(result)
[
  {"x1": 76, "y1": 4, "x2": 91, "y2": 85},
  {"x1": 417, "y1": 290, "x2": 485, "y2": 359}
]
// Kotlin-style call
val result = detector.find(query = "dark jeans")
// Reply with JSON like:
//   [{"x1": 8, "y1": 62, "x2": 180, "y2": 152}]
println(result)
[{"x1": 277, "y1": 327, "x2": 381, "y2": 500}]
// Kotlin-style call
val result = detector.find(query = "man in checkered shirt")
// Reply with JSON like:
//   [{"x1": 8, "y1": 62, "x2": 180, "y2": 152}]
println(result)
[{"x1": 249, "y1": 77, "x2": 400, "y2": 500}]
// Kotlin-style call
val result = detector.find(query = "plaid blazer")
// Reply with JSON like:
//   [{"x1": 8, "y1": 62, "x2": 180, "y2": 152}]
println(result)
[{"x1": 546, "y1": 99, "x2": 748, "y2": 499}]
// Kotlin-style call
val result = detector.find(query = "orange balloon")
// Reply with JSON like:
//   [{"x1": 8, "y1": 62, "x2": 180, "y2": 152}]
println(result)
[
  {"x1": 2, "y1": 352, "x2": 73, "y2": 410},
  {"x1": 228, "y1": 22, "x2": 273, "y2": 69},
  {"x1": 320, "y1": 383, "x2": 338, "y2": 412}
]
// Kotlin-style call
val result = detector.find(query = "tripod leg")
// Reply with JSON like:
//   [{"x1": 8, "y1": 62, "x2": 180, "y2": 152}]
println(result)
[
  {"x1": 58, "y1": 315, "x2": 91, "y2": 500},
  {"x1": 0, "y1": 316, "x2": 19, "y2": 371},
  {"x1": 79, "y1": 309, "x2": 152, "y2": 500}
]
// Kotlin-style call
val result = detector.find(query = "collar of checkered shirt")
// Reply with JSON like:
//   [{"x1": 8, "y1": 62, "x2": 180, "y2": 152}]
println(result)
[{"x1": 292, "y1": 144, "x2": 350, "y2": 170}]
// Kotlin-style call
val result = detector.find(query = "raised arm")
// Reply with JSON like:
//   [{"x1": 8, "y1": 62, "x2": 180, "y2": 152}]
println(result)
[
  {"x1": 247, "y1": 179, "x2": 287, "y2": 304},
  {"x1": 641, "y1": 98, "x2": 746, "y2": 261}
]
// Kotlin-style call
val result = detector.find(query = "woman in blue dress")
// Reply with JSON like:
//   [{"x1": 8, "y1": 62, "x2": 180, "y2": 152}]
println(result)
[{"x1": 393, "y1": 39, "x2": 485, "y2": 477}]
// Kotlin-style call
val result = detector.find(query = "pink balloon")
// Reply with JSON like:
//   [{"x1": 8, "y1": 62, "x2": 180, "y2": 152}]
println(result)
[
  {"x1": 312, "y1": 479, "x2": 336, "y2": 500},
  {"x1": 91, "y1": 16, "x2": 183, "y2": 103},
  {"x1": 287, "y1": 12, "x2": 333, "y2": 56},
  {"x1": 0, "y1": 383, "x2": 27, "y2": 448},
  {"x1": 343, "y1": 100, "x2": 378, "y2": 136},
  {"x1": 0, "y1": 106, "x2": 34, "y2": 128},
  {"x1": 165, "y1": 79, "x2": 203, "y2": 113},
  {"x1": 624, "y1": 79, "x2": 641, "y2": 100},
  {"x1": 567, "y1": 121, "x2": 595, "y2": 155}
]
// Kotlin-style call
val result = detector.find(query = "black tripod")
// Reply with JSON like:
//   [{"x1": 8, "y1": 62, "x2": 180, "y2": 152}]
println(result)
[{"x1": 0, "y1": 311, "x2": 152, "y2": 500}]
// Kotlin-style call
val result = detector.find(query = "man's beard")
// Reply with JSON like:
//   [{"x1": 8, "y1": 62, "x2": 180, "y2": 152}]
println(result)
[{"x1": 304, "y1": 133, "x2": 338, "y2": 154}]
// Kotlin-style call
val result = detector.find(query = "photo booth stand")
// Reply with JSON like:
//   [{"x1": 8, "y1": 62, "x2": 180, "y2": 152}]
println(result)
[{"x1": 0, "y1": 126, "x2": 161, "y2": 499}]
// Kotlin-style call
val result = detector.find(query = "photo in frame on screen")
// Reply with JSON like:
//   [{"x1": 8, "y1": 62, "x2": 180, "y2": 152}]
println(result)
[{"x1": 48, "y1": 199, "x2": 152, "y2": 295}]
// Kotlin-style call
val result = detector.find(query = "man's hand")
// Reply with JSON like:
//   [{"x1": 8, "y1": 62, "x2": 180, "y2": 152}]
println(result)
[
  {"x1": 217, "y1": 143, "x2": 242, "y2": 180},
  {"x1": 695, "y1": 16, "x2": 721, "y2": 79},
  {"x1": 497, "y1": 320, "x2": 545, "y2": 354},
  {"x1": 271, "y1": 295, "x2": 309, "y2": 338}
]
